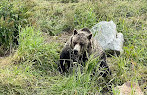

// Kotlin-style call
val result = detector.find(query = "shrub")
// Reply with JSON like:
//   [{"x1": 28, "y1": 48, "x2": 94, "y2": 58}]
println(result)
[{"x1": 0, "y1": 0, "x2": 35, "y2": 56}]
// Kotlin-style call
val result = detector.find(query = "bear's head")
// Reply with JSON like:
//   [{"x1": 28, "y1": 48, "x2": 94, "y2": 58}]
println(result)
[{"x1": 70, "y1": 28, "x2": 92, "y2": 56}]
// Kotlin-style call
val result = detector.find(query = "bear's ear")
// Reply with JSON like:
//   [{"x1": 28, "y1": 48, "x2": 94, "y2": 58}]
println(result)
[
  {"x1": 81, "y1": 28, "x2": 91, "y2": 33},
  {"x1": 87, "y1": 34, "x2": 92, "y2": 40},
  {"x1": 73, "y1": 29, "x2": 78, "y2": 35}
]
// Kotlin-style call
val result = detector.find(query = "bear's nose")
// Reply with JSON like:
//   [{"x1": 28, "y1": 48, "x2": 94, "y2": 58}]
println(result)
[{"x1": 73, "y1": 50, "x2": 78, "y2": 55}]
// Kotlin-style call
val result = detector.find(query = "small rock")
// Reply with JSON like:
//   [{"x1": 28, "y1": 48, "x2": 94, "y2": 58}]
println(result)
[
  {"x1": 91, "y1": 21, "x2": 124, "y2": 56},
  {"x1": 115, "y1": 81, "x2": 144, "y2": 95}
]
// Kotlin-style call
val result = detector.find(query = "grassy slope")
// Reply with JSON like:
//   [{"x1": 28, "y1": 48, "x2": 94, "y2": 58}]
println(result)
[{"x1": 0, "y1": 0, "x2": 147, "y2": 95}]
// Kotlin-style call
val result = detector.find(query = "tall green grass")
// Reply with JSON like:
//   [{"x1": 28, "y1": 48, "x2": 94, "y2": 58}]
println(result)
[
  {"x1": 0, "y1": 26, "x2": 60, "y2": 94},
  {"x1": 18, "y1": 26, "x2": 60, "y2": 73},
  {"x1": 0, "y1": 26, "x2": 109, "y2": 95}
]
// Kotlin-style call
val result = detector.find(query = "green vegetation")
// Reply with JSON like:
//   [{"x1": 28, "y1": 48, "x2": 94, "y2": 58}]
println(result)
[
  {"x1": 0, "y1": 0, "x2": 146, "y2": 94},
  {"x1": 0, "y1": 0, "x2": 36, "y2": 55}
]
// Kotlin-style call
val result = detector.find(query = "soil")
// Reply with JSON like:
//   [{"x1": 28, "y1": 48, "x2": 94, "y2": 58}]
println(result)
[{"x1": 44, "y1": 32, "x2": 72, "y2": 45}]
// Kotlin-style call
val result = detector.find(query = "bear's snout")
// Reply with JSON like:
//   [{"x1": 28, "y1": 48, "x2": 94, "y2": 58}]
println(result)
[
  {"x1": 73, "y1": 44, "x2": 80, "y2": 55},
  {"x1": 73, "y1": 49, "x2": 78, "y2": 55}
]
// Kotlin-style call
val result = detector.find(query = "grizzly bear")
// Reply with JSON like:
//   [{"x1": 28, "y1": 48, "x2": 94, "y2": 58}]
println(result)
[{"x1": 59, "y1": 28, "x2": 110, "y2": 77}]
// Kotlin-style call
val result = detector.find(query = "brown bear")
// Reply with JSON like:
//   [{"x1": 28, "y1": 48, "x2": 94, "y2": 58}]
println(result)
[{"x1": 59, "y1": 28, "x2": 110, "y2": 77}]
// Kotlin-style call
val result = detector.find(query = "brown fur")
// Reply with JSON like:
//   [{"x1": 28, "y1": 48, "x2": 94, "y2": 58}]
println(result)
[
  {"x1": 59, "y1": 28, "x2": 110, "y2": 77},
  {"x1": 65, "y1": 28, "x2": 104, "y2": 58}
]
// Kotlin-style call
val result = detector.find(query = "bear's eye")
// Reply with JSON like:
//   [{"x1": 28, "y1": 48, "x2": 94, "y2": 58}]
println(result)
[
  {"x1": 80, "y1": 42, "x2": 84, "y2": 46},
  {"x1": 73, "y1": 42, "x2": 77, "y2": 45}
]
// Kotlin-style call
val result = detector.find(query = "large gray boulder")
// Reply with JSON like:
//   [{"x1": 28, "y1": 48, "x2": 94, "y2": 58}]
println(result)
[{"x1": 91, "y1": 21, "x2": 124, "y2": 55}]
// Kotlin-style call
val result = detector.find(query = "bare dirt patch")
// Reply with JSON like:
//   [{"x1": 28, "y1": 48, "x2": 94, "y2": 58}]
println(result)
[{"x1": 44, "y1": 32, "x2": 72, "y2": 45}]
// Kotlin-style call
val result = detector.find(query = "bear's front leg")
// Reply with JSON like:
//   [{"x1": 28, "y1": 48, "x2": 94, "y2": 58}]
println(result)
[
  {"x1": 59, "y1": 46, "x2": 72, "y2": 73},
  {"x1": 99, "y1": 60, "x2": 110, "y2": 77},
  {"x1": 99, "y1": 52, "x2": 111, "y2": 77}
]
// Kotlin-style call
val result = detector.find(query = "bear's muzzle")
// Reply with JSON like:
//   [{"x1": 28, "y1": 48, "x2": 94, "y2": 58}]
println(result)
[{"x1": 73, "y1": 44, "x2": 81, "y2": 55}]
